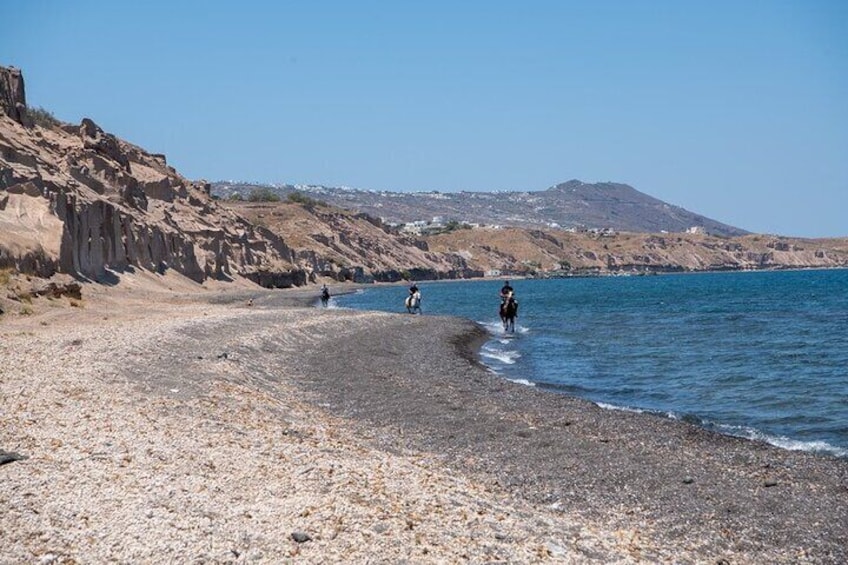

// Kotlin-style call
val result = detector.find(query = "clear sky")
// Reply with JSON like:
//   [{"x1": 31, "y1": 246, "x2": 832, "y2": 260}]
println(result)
[{"x1": 3, "y1": 1, "x2": 846, "y2": 237}]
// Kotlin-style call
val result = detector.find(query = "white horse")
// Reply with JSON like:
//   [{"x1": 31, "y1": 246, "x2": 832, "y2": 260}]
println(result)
[{"x1": 405, "y1": 291, "x2": 422, "y2": 314}]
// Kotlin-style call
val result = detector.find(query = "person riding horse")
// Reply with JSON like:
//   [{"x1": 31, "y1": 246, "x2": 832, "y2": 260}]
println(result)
[
  {"x1": 406, "y1": 282, "x2": 422, "y2": 314},
  {"x1": 320, "y1": 284, "x2": 330, "y2": 307}
]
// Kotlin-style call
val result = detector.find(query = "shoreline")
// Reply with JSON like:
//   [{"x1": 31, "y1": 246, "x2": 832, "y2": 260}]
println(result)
[
  {"x1": 288, "y1": 309, "x2": 848, "y2": 561},
  {"x1": 336, "y1": 273, "x2": 848, "y2": 461},
  {"x1": 2, "y1": 283, "x2": 846, "y2": 562}
]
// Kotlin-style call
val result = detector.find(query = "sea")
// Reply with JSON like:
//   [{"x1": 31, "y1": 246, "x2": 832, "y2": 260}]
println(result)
[{"x1": 333, "y1": 269, "x2": 848, "y2": 459}]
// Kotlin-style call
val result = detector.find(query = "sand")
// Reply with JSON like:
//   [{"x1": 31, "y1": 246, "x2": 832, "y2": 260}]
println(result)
[{"x1": 1, "y1": 275, "x2": 846, "y2": 563}]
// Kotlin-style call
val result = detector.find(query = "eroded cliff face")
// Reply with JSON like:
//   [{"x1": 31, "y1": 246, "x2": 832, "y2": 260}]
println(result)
[
  {"x1": 0, "y1": 66, "x2": 303, "y2": 286},
  {"x1": 426, "y1": 228, "x2": 848, "y2": 276},
  {"x1": 226, "y1": 201, "x2": 481, "y2": 283}
]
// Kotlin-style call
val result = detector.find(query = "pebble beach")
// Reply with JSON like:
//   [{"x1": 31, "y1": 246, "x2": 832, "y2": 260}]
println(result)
[{"x1": 1, "y1": 281, "x2": 846, "y2": 563}]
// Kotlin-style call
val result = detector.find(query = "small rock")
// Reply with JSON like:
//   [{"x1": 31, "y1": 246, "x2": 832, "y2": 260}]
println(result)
[
  {"x1": 0, "y1": 450, "x2": 28, "y2": 466},
  {"x1": 682, "y1": 477, "x2": 694, "y2": 484},
  {"x1": 291, "y1": 531, "x2": 312, "y2": 543},
  {"x1": 764, "y1": 479, "x2": 778, "y2": 487},
  {"x1": 546, "y1": 542, "x2": 568, "y2": 558}
]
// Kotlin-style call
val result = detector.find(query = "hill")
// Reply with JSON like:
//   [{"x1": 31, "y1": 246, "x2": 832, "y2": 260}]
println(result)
[{"x1": 212, "y1": 179, "x2": 748, "y2": 237}]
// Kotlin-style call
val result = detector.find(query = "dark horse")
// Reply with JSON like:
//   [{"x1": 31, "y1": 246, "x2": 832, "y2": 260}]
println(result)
[
  {"x1": 499, "y1": 295, "x2": 518, "y2": 333},
  {"x1": 320, "y1": 287, "x2": 330, "y2": 307}
]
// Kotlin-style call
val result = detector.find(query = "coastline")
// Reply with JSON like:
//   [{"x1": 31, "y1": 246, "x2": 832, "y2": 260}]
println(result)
[{"x1": 2, "y1": 283, "x2": 846, "y2": 563}]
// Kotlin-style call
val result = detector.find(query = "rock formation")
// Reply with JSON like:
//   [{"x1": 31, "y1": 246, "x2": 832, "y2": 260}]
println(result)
[
  {"x1": 0, "y1": 65, "x2": 303, "y2": 286},
  {"x1": 0, "y1": 66, "x2": 31, "y2": 127}
]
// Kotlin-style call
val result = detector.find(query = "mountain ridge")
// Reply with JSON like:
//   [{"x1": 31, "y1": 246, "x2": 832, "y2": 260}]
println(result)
[{"x1": 212, "y1": 178, "x2": 748, "y2": 237}]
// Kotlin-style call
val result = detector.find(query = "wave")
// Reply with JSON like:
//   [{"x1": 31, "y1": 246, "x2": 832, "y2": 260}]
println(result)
[
  {"x1": 507, "y1": 378, "x2": 536, "y2": 387},
  {"x1": 477, "y1": 318, "x2": 530, "y2": 336},
  {"x1": 595, "y1": 401, "x2": 647, "y2": 415},
  {"x1": 594, "y1": 402, "x2": 848, "y2": 459},
  {"x1": 714, "y1": 423, "x2": 848, "y2": 459},
  {"x1": 480, "y1": 345, "x2": 521, "y2": 365}
]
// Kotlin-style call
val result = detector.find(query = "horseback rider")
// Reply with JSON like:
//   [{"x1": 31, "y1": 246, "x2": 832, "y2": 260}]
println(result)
[
  {"x1": 406, "y1": 282, "x2": 422, "y2": 314},
  {"x1": 320, "y1": 284, "x2": 330, "y2": 307},
  {"x1": 499, "y1": 290, "x2": 519, "y2": 332}
]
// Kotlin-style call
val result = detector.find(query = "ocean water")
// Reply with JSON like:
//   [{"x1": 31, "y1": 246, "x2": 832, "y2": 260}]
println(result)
[{"x1": 333, "y1": 269, "x2": 848, "y2": 458}]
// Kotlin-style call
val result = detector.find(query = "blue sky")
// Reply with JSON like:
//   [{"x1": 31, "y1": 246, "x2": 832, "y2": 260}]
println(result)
[{"x1": 4, "y1": 1, "x2": 846, "y2": 237}]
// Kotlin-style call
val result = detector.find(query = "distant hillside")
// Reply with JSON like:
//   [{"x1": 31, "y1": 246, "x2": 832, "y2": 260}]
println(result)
[
  {"x1": 425, "y1": 228, "x2": 848, "y2": 276},
  {"x1": 212, "y1": 179, "x2": 748, "y2": 237},
  {"x1": 222, "y1": 200, "x2": 848, "y2": 282}
]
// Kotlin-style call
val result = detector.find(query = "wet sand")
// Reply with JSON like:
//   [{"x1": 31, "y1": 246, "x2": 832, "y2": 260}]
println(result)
[{"x1": 1, "y1": 282, "x2": 846, "y2": 563}]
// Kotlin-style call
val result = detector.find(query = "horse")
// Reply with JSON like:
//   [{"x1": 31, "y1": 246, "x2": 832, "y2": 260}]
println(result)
[
  {"x1": 499, "y1": 295, "x2": 518, "y2": 333},
  {"x1": 320, "y1": 288, "x2": 330, "y2": 308},
  {"x1": 405, "y1": 291, "x2": 422, "y2": 314}
]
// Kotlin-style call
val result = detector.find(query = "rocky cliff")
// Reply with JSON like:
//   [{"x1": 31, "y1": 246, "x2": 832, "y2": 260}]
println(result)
[
  {"x1": 225, "y1": 201, "x2": 480, "y2": 283},
  {"x1": 0, "y1": 66, "x2": 304, "y2": 287}
]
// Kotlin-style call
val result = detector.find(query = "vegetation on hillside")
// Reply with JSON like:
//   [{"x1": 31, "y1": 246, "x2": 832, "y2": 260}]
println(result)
[
  {"x1": 28, "y1": 106, "x2": 63, "y2": 129},
  {"x1": 248, "y1": 188, "x2": 281, "y2": 202},
  {"x1": 287, "y1": 191, "x2": 326, "y2": 208}
]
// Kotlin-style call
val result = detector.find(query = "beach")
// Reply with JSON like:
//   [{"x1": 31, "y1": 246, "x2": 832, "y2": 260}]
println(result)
[{"x1": 1, "y1": 280, "x2": 846, "y2": 563}]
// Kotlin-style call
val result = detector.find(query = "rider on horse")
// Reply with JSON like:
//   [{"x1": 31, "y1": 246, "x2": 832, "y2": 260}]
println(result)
[
  {"x1": 498, "y1": 280, "x2": 518, "y2": 331},
  {"x1": 406, "y1": 282, "x2": 422, "y2": 314}
]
